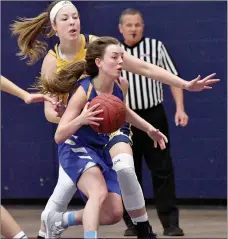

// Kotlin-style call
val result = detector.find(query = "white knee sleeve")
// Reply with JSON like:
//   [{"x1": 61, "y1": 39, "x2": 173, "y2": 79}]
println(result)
[
  {"x1": 112, "y1": 153, "x2": 145, "y2": 211},
  {"x1": 44, "y1": 165, "x2": 76, "y2": 212}
]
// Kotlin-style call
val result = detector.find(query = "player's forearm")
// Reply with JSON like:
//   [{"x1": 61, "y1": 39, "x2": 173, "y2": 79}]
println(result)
[
  {"x1": 55, "y1": 117, "x2": 83, "y2": 144},
  {"x1": 170, "y1": 85, "x2": 185, "y2": 111},
  {"x1": 126, "y1": 107, "x2": 154, "y2": 133},
  {"x1": 1, "y1": 75, "x2": 29, "y2": 101},
  {"x1": 123, "y1": 53, "x2": 189, "y2": 89}
]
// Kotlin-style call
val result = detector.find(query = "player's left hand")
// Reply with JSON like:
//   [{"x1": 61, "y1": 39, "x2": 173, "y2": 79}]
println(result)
[
  {"x1": 147, "y1": 127, "x2": 168, "y2": 150},
  {"x1": 24, "y1": 93, "x2": 55, "y2": 105},
  {"x1": 186, "y1": 73, "x2": 220, "y2": 91},
  {"x1": 175, "y1": 110, "x2": 189, "y2": 126}
]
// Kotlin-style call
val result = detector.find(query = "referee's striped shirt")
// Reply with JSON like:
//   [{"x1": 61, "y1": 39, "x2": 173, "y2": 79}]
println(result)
[{"x1": 121, "y1": 37, "x2": 178, "y2": 110}]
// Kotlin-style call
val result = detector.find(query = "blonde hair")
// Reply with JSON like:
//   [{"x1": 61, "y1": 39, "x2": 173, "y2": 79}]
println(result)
[
  {"x1": 10, "y1": 0, "x2": 74, "y2": 65},
  {"x1": 34, "y1": 37, "x2": 120, "y2": 95}
]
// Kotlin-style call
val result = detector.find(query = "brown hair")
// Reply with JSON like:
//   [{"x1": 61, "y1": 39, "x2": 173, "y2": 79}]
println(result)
[
  {"x1": 34, "y1": 36, "x2": 120, "y2": 95},
  {"x1": 10, "y1": 0, "x2": 75, "y2": 65}
]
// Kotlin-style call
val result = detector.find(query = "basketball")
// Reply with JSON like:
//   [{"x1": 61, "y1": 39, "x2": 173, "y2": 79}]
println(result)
[{"x1": 89, "y1": 94, "x2": 126, "y2": 134}]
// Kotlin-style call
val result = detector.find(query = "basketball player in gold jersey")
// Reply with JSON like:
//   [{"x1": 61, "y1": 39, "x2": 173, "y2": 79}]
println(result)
[{"x1": 10, "y1": 1, "x2": 219, "y2": 238}]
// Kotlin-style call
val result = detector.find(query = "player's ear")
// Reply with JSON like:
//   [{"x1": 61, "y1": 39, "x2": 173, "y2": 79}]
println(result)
[{"x1": 95, "y1": 58, "x2": 101, "y2": 68}]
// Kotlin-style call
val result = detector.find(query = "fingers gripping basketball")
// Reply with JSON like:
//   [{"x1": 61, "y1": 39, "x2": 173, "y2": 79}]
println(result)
[{"x1": 89, "y1": 94, "x2": 126, "y2": 134}]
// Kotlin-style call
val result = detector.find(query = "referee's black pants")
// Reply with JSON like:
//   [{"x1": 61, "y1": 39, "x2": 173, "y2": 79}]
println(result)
[{"x1": 123, "y1": 103, "x2": 179, "y2": 229}]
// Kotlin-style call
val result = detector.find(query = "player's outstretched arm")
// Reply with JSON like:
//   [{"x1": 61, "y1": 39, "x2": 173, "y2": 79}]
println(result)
[
  {"x1": 1, "y1": 75, "x2": 55, "y2": 104},
  {"x1": 123, "y1": 53, "x2": 219, "y2": 91}
]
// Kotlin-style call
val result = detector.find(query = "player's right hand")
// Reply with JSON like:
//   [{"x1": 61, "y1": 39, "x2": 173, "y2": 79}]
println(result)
[{"x1": 79, "y1": 102, "x2": 103, "y2": 126}]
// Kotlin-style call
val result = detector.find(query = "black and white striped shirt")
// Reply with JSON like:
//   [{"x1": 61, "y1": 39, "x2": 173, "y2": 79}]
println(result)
[{"x1": 121, "y1": 37, "x2": 178, "y2": 110}]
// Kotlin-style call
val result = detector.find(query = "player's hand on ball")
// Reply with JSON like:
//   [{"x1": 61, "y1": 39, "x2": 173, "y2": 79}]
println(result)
[
  {"x1": 80, "y1": 102, "x2": 103, "y2": 126},
  {"x1": 147, "y1": 127, "x2": 168, "y2": 150}
]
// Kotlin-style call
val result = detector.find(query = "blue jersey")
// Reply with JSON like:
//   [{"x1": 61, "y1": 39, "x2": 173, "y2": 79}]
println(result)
[
  {"x1": 59, "y1": 76, "x2": 125, "y2": 149},
  {"x1": 57, "y1": 76, "x2": 126, "y2": 190}
]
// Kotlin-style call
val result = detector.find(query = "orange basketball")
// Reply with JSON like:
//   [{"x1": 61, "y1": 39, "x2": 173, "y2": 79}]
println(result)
[{"x1": 89, "y1": 94, "x2": 126, "y2": 134}]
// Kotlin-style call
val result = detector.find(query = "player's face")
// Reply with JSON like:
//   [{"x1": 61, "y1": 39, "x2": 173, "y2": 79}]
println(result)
[
  {"x1": 119, "y1": 14, "x2": 144, "y2": 46},
  {"x1": 98, "y1": 44, "x2": 124, "y2": 79},
  {"x1": 53, "y1": 6, "x2": 80, "y2": 41}
]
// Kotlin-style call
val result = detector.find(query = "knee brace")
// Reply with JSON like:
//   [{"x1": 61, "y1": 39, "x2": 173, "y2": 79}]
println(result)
[
  {"x1": 112, "y1": 153, "x2": 145, "y2": 211},
  {"x1": 44, "y1": 165, "x2": 76, "y2": 212}
]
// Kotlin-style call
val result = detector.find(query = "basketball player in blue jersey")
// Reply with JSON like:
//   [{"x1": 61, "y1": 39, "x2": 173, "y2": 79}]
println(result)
[
  {"x1": 41, "y1": 37, "x2": 168, "y2": 239},
  {"x1": 10, "y1": 1, "x2": 219, "y2": 238},
  {"x1": 1, "y1": 75, "x2": 54, "y2": 239}
]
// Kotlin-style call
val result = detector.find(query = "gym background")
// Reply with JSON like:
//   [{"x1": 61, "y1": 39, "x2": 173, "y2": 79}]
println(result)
[{"x1": 1, "y1": 1, "x2": 226, "y2": 205}]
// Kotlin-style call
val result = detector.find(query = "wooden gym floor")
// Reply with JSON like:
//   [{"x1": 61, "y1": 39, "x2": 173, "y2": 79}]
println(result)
[{"x1": 3, "y1": 205, "x2": 227, "y2": 238}]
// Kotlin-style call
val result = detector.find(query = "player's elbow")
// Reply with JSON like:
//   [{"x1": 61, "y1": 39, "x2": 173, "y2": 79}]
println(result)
[
  {"x1": 54, "y1": 130, "x2": 64, "y2": 144},
  {"x1": 45, "y1": 111, "x2": 60, "y2": 124},
  {"x1": 54, "y1": 135, "x2": 61, "y2": 144},
  {"x1": 44, "y1": 103, "x2": 60, "y2": 124}
]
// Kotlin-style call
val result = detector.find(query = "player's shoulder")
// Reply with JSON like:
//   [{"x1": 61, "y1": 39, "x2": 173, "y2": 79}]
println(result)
[
  {"x1": 42, "y1": 52, "x2": 56, "y2": 66},
  {"x1": 70, "y1": 84, "x2": 87, "y2": 102},
  {"x1": 78, "y1": 75, "x2": 91, "y2": 84},
  {"x1": 41, "y1": 52, "x2": 56, "y2": 78}
]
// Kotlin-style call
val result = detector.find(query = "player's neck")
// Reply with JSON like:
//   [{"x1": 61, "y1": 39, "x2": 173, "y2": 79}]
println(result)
[
  {"x1": 59, "y1": 36, "x2": 82, "y2": 59},
  {"x1": 92, "y1": 74, "x2": 115, "y2": 95}
]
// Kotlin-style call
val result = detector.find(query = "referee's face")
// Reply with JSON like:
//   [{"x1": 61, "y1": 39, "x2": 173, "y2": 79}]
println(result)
[{"x1": 119, "y1": 14, "x2": 144, "y2": 46}]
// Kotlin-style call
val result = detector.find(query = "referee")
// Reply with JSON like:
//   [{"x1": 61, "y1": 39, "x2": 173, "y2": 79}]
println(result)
[{"x1": 118, "y1": 8, "x2": 188, "y2": 237}]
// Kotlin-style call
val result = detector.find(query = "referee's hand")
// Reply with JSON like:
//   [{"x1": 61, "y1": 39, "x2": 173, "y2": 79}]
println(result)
[{"x1": 175, "y1": 110, "x2": 189, "y2": 127}]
